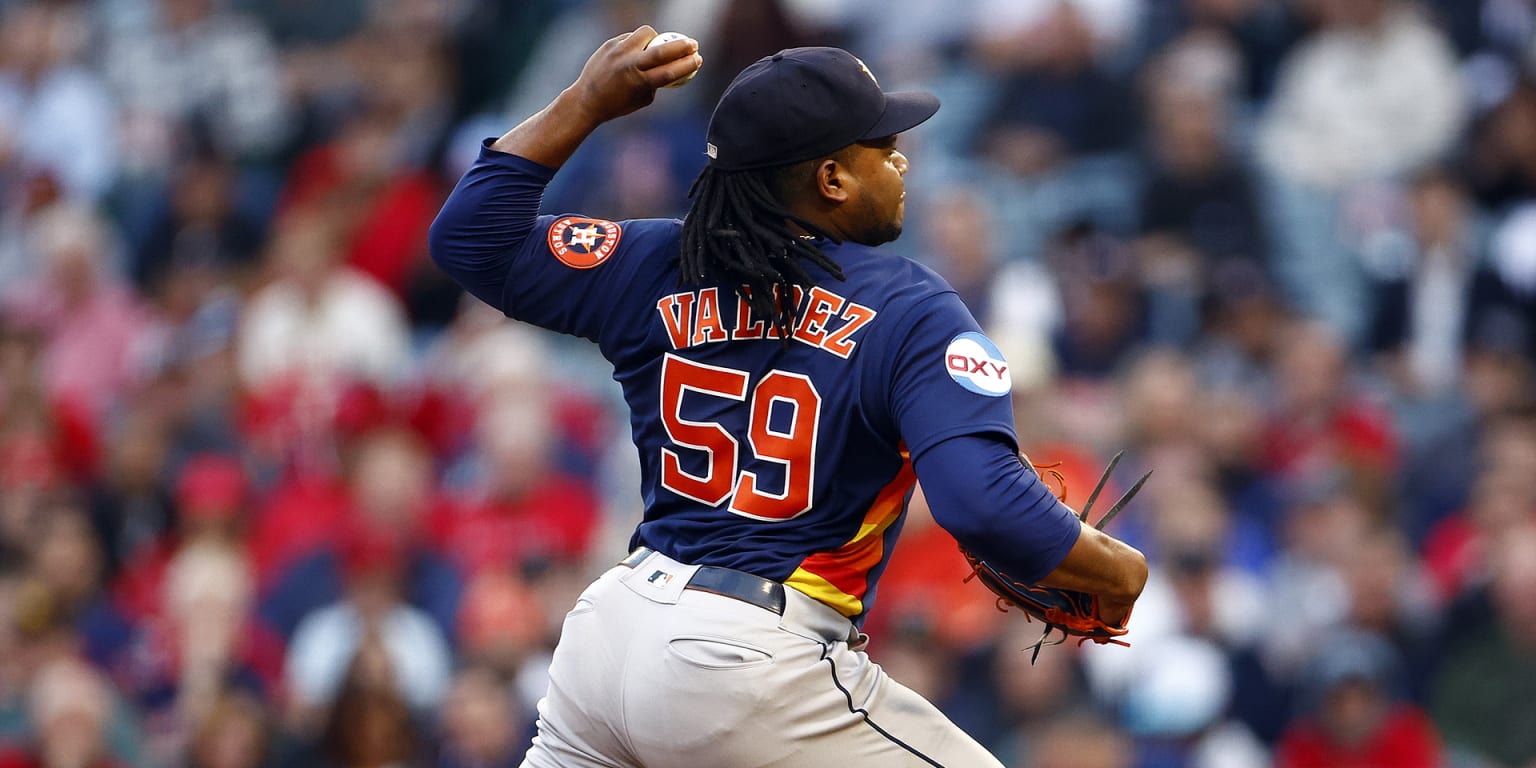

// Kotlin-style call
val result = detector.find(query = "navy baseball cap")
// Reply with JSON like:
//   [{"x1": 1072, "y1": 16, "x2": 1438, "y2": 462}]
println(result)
[{"x1": 705, "y1": 47, "x2": 940, "y2": 172}]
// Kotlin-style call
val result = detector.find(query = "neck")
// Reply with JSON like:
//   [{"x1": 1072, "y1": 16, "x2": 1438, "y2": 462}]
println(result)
[{"x1": 784, "y1": 199, "x2": 846, "y2": 242}]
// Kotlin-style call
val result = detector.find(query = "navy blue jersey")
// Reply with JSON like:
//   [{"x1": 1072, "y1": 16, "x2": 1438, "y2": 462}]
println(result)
[{"x1": 431, "y1": 144, "x2": 1077, "y2": 622}]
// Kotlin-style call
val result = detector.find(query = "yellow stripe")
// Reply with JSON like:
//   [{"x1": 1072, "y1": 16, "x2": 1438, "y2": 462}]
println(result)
[
  {"x1": 787, "y1": 449, "x2": 915, "y2": 618},
  {"x1": 785, "y1": 567, "x2": 863, "y2": 617}
]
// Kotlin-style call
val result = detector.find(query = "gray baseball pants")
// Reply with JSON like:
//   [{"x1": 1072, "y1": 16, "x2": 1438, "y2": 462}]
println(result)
[{"x1": 519, "y1": 548, "x2": 1004, "y2": 768}]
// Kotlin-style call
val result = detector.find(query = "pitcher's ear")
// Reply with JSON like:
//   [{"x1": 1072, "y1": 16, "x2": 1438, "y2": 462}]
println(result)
[{"x1": 815, "y1": 158, "x2": 850, "y2": 204}]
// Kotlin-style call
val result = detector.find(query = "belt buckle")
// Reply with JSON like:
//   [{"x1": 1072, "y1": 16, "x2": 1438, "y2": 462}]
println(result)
[{"x1": 619, "y1": 547, "x2": 653, "y2": 569}]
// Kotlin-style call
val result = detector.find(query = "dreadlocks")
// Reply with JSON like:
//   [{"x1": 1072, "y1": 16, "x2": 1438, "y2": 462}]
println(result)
[{"x1": 679, "y1": 157, "x2": 848, "y2": 340}]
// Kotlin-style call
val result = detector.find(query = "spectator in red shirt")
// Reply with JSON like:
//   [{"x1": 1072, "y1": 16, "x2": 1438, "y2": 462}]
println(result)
[
  {"x1": 1276, "y1": 630, "x2": 1441, "y2": 768},
  {"x1": 0, "y1": 205, "x2": 150, "y2": 422},
  {"x1": 0, "y1": 319, "x2": 98, "y2": 494},
  {"x1": 430, "y1": 394, "x2": 599, "y2": 577},
  {"x1": 259, "y1": 425, "x2": 463, "y2": 643},
  {"x1": 274, "y1": 15, "x2": 451, "y2": 307},
  {"x1": 1263, "y1": 321, "x2": 1399, "y2": 511},
  {"x1": 1422, "y1": 417, "x2": 1536, "y2": 603}
]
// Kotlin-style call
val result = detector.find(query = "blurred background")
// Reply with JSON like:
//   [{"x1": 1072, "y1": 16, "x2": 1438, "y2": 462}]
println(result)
[{"x1": 0, "y1": 0, "x2": 1532, "y2": 766}]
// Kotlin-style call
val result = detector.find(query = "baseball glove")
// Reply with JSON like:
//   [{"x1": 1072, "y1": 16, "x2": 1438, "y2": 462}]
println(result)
[{"x1": 961, "y1": 451, "x2": 1150, "y2": 662}]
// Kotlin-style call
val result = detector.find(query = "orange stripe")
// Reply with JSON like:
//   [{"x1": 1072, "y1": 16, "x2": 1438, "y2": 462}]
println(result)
[{"x1": 786, "y1": 451, "x2": 916, "y2": 616}]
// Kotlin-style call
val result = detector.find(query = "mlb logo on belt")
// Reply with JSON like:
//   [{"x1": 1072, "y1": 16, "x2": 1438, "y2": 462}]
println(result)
[
  {"x1": 945, "y1": 332, "x2": 1011, "y2": 396},
  {"x1": 547, "y1": 216, "x2": 623, "y2": 269}
]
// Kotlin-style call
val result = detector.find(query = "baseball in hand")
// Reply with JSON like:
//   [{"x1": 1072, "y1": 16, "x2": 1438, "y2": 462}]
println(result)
[{"x1": 646, "y1": 31, "x2": 698, "y2": 88}]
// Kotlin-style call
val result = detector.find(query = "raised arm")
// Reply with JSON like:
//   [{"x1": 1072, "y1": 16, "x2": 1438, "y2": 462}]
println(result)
[
  {"x1": 490, "y1": 26, "x2": 702, "y2": 167},
  {"x1": 428, "y1": 27, "x2": 701, "y2": 324}
]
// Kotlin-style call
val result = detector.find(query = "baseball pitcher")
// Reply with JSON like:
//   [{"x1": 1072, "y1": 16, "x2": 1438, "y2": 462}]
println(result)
[{"x1": 429, "y1": 27, "x2": 1148, "y2": 768}]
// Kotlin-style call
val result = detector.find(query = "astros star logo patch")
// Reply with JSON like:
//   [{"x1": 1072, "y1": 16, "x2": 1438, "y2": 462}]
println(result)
[{"x1": 547, "y1": 216, "x2": 623, "y2": 269}]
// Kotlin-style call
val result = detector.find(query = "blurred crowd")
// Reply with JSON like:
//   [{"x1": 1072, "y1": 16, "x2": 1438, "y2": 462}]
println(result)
[{"x1": 0, "y1": 0, "x2": 1533, "y2": 766}]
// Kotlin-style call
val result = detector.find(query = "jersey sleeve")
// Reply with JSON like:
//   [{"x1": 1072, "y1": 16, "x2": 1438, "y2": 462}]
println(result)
[
  {"x1": 886, "y1": 291, "x2": 1019, "y2": 459},
  {"x1": 915, "y1": 433, "x2": 1081, "y2": 583},
  {"x1": 428, "y1": 141, "x2": 670, "y2": 343}
]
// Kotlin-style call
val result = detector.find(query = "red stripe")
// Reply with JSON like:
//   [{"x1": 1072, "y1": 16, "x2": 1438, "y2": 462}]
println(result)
[{"x1": 798, "y1": 452, "x2": 915, "y2": 601}]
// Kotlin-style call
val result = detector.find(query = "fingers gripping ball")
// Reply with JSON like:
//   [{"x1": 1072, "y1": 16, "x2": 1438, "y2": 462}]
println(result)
[{"x1": 646, "y1": 31, "x2": 698, "y2": 88}]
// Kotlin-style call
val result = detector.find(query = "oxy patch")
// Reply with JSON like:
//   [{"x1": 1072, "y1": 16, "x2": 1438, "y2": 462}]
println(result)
[{"x1": 944, "y1": 332, "x2": 1011, "y2": 396}]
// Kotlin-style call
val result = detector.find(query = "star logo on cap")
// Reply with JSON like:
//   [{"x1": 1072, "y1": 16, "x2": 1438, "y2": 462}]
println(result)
[{"x1": 853, "y1": 55, "x2": 878, "y2": 86}]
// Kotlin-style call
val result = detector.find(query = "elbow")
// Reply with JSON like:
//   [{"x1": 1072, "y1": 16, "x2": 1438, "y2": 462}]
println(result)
[
  {"x1": 426, "y1": 211, "x2": 484, "y2": 280},
  {"x1": 1109, "y1": 545, "x2": 1148, "y2": 603},
  {"x1": 928, "y1": 497, "x2": 997, "y2": 548},
  {"x1": 426, "y1": 214, "x2": 452, "y2": 271}
]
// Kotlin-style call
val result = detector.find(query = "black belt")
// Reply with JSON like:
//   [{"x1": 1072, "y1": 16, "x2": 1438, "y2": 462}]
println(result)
[{"x1": 620, "y1": 548, "x2": 786, "y2": 616}]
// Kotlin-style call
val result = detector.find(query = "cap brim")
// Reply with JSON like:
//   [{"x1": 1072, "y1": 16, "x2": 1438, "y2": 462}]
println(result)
[{"x1": 861, "y1": 91, "x2": 940, "y2": 140}]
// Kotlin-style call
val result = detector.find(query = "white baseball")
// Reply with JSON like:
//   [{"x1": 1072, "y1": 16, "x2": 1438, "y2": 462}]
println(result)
[{"x1": 645, "y1": 31, "x2": 698, "y2": 89}]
